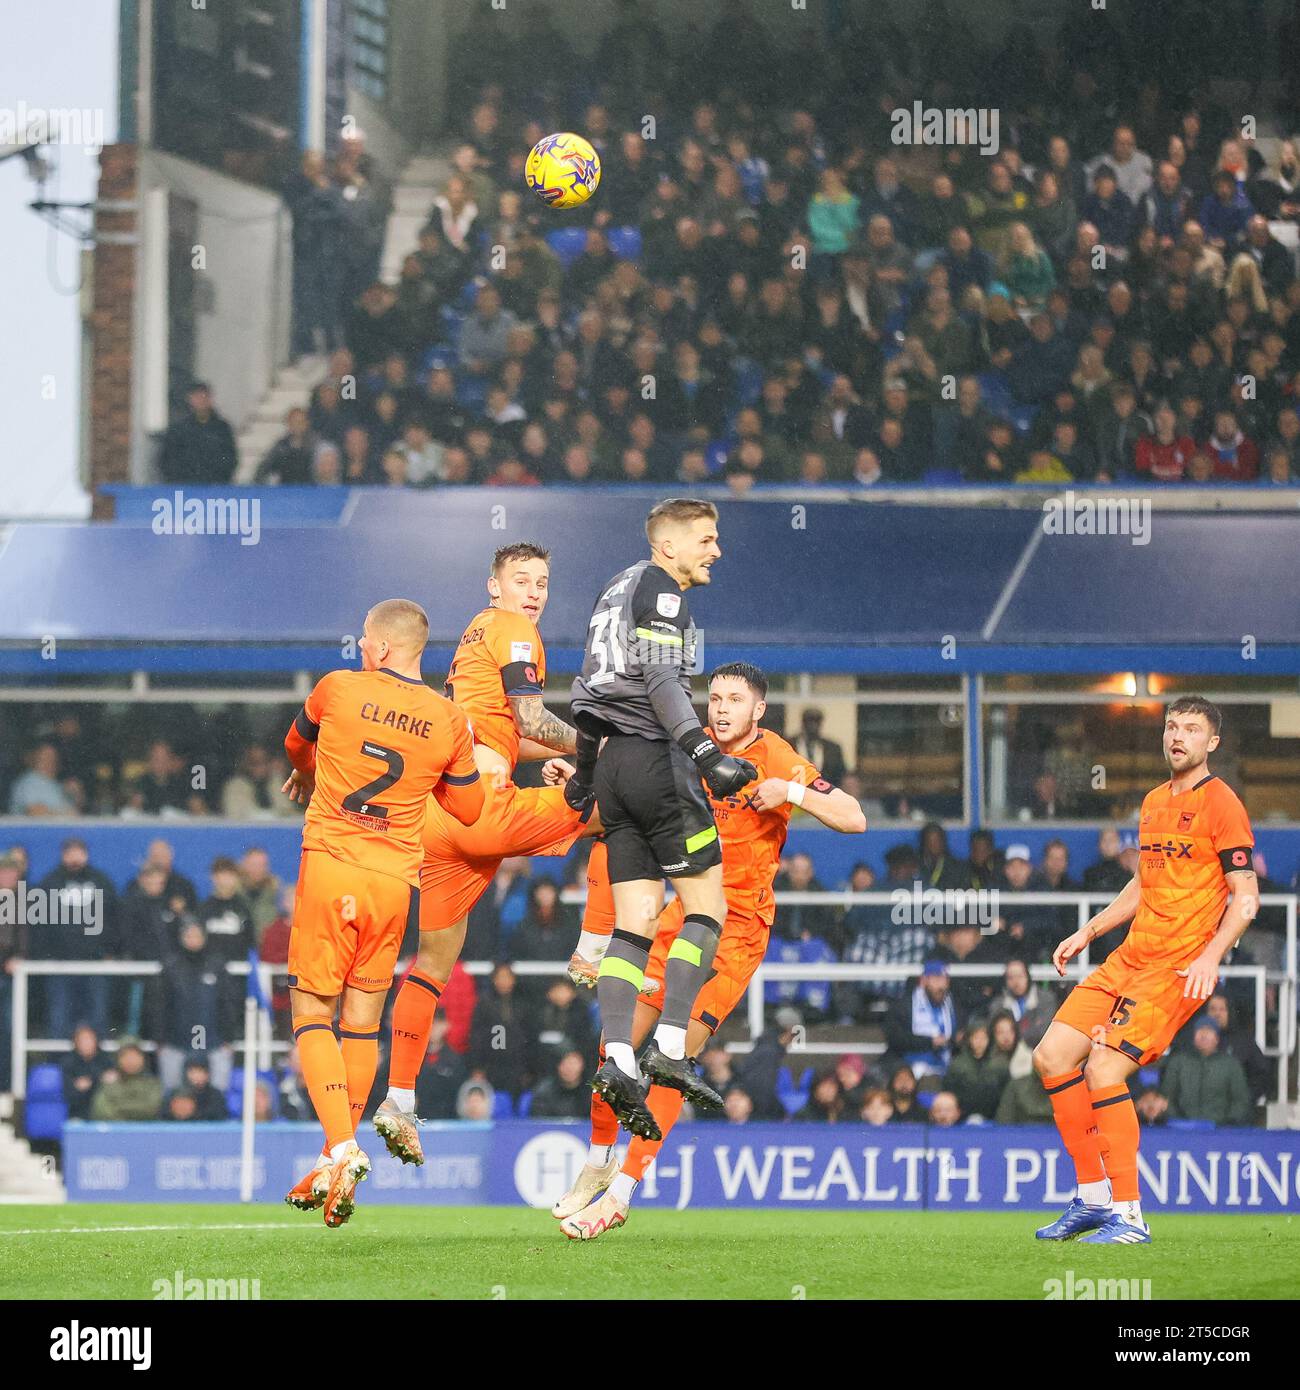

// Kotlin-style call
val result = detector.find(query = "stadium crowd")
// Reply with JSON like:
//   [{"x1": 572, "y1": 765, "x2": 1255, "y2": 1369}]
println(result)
[
  {"x1": 3, "y1": 825, "x2": 1286, "y2": 1129},
  {"x1": 153, "y1": 6, "x2": 1300, "y2": 491}
]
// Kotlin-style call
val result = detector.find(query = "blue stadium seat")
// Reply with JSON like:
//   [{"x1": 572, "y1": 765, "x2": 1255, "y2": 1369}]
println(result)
[
  {"x1": 225, "y1": 1068, "x2": 280, "y2": 1119},
  {"x1": 491, "y1": 1090, "x2": 514, "y2": 1120},
  {"x1": 26, "y1": 1062, "x2": 62, "y2": 1099},
  {"x1": 607, "y1": 226, "x2": 642, "y2": 262},
  {"x1": 25, "y1": 1064, "x2": 66, "y2": 1140},
  {"x1": 516, "y1": 1090, "x2": 532, "y2": 1117},
  {"x1": 544, "y1": 228, "x2": 589, "y2": 267},
  {"x1": 777, "y1": 1065, "x2": 812, "y2": 1117},
  {"x1": 921, "y1": 468, "x2": 966, "y2": 486}
]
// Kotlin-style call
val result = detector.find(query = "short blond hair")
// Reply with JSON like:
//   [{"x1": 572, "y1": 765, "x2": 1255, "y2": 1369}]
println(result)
[
  {"x1": 645, "y1": 497, "x2": 718, "y2": 547},
  {"x1": 366, "y1": 598, "x2": 429, "y2": 655}
]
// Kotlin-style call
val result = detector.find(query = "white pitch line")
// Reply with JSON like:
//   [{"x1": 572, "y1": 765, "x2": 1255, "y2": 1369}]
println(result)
[{"x1": 0, "y1": 1221, "x2": 313, "y2": 1237}]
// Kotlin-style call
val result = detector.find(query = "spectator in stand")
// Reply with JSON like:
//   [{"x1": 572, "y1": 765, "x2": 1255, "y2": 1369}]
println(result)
[
  {"x1": 888, "y1": 1064, "x2": 926, "y2": 1123},
  {"x1": 221, "y1": 745, "x2": 297, "y2": 820},
  {"x1": 1198, "y1": 170, "x2": 1253, "y2": 254},
  {"x1": 237, "y1": 847, "x2": 280, "y2": 947},
  {"x1": 258, "y1": 882, "x2": 295, "y2": 1040},
  {"x1": 157, "y1": 382, "x2": 238, "y2": 486},
  {"x1": 860, "y1": 1088, "x2": 895, "y2": 1125},
  {"x1": 118, "y1": 856, "x2": 179, "y2": 1045},
  {"x1": 8, "y1": 742, "x2": 78, "y2": 816},
  {"x1": 1135, "y1": 400, "x2": 1197, "y2": 482},
  {"x1": 840, "y1": 855, "x2": 932, "y2": 1016},
  {"x1": 795, "y1": 1071, "x2": 847, "y2": 1123},
  {"x1": 1264, "y1": 445, "x2": 1295, "y2": 484},
  {"x1": 723, "y1": 1088, "x2": 755, "y2": 1124},
  {"x1": 33, "y1": 837, "x2": 119, "y2": 1039},
  {"x1": 528, "y1": 1048, "x2": 592, "y2": 1120},
  {"x1": 468, "y1": 962, "x2": 537, "y2": 1100},
  {"x1": 127, "y1": 740, "x2": 208, "y2": 817},
  {"x1": 193, "y1": 857, "x2": 253, "y2": 1039},
  {"x1": 1086, "y1": 125, "x2": 1154, "y2": 205},
  {"x1": 1003, "y1": 221, "x2": 1056, "y2": 311},
  {"x1": 1091, "y1": 381, "x2": 1152, "y2": 479},
  {"x1": 286, "y1": 150, "x2": 343, "y2": 359},
  {"x1": 1138, "y1": 161, "x2": 1191, "y2": 247},
  {"x1": 944, "y1": 1023, "x2": 1008, "y2": 1120},
  {"x1": 62, "y1": 1023, "x2": 110, "y2": 1120},
  {"x1": 177, "y1": 1054, "x2": 231, "y2": 1121},
  {"x1": 1082, "y1": 827, "x2": 1130, "y2": 894},
  {"x1": 412, "y1": 1013, "x2": 468, "y2": 1121},
  {"x1": 918, "y1": 822, "x2": 969, "y2": 892},
  {"x1": 428, "y1": 173, "x2": 480, "y2": 256},
  {"x1": 158, "y1": 918, "x2": 227, "y2": 1092},
  {"x1": 771, "y1": 849, "x2": 838, "y2": 949},
  {"x1": 141, "y1": 838, "x2": 197, "y2": 914},
  {"x1": 1241, "y1": 215, "x2": 1293, "y2": 297},
  {"x1": 1205, "y1": 408, "x2": 1259, "y2": 480},
  {"x1": 886, "y1": 961, "x2": 962, "y2": 1078},
  {"x1": 790, "y1": 708, "x2": 847, "y2": 785},
  {"x1": 394, "y1": 419, "x2": 444, "y2": 486},
  {"x1": 1160, "y1": 1018, "x2": 1252, "y2": 1126},
  {"x1": 90, "y1": 1038, "x2": 162, "y2": 1121},
  {"x1": 1200, "y1": 993, "x2": 1271, "y2": 1103},
  {"x1": 736, "y1": 1007, "x2": 801, "y2": 1121},
  {"x1": 1080, "y1": 165, "x2": 1134, "y2": 266},
  {"x1": 256, "y1": 407, "x2": 316, "y2": 485},
  {"x1": 459, "y1": 285, "x2": 518, "y2": 376},
  {"x1": 807, "y1": 167, "x2": 861, "y2": 275},
  {"x1": 508, "y1": 877, "x2": 574, "y2": 997}
]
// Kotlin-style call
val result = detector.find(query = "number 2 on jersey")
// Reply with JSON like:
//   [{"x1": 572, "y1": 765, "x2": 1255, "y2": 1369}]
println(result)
[{"x1": 343, "y1": 740, "x2": 405, "y2": 818}]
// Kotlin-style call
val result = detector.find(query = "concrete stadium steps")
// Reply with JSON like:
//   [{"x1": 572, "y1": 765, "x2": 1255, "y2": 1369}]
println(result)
[
  {"x1": 380, "y1": 150, "x2": 451, "y2": 284},
  {"x1": 234, "y1": 148, "x2": 451, "y2": 481},
  {"x1": 0, "y1": 1121, "x2": 65, "y2": 1203},
  {"x1": 234, "y1": 357, "x2": 329, "y2": 483}
]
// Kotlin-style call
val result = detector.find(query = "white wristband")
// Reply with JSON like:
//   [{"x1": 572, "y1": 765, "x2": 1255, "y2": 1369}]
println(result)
[{"x1": 786, "y1": 780, "x2": 806, "y2": 807}]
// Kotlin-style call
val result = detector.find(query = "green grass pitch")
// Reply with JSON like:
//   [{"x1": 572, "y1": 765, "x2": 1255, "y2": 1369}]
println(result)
[{"x1": 1, "y1": 1205, "x2": 1296, "y2": 1300}]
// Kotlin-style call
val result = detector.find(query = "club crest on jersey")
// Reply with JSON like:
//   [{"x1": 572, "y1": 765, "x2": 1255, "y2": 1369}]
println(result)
[
  {"x1": 510, "y1": 641, "x2": 533, "y2": 662},
  {"x1": 1178, "y1": 811, "x2": 1194, "y2": 830},
  {"x1": 656, "y1": 592, "x2": 682, "y2": 619}
]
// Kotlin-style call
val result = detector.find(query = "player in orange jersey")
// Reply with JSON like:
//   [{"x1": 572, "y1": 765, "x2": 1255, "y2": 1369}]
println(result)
[
  {"x1": 553, "y1": 661, "x2": 867, "y2": 1239},
  {"x1": 1032, "y1": 696, "x2": 1258, "y2": 1245},
  {"x1": 280, "y1": 598, "x2": 484, "y2": 1226},
  {"x1": 374, "y1": 543, "x2": 610, "y2": 1163}
]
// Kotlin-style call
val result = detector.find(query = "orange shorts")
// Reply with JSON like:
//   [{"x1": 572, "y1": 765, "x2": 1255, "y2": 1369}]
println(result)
[
  {"x1": 418, "y1": 779, "x2": 589, "y2": 931},
  {"x1": 288, "y1": 849, "x2": 415, "y2": 996},
  {"x1": 644, "y1": 896, "x2": 769, "y2": 1034},
  {"x1": 1053, "y1": 949, "x2": 1204, "y2": 1066}
]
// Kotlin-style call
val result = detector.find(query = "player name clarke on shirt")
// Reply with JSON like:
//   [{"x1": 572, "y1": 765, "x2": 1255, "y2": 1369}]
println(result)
[{"x1": 360, "y1": 702, "x2": 435, "y2": 738}]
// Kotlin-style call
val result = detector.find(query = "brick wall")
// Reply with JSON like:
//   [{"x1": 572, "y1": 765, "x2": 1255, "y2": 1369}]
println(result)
[{"x1": 88, "y1": 143, "x2": 138, "y2": 520}]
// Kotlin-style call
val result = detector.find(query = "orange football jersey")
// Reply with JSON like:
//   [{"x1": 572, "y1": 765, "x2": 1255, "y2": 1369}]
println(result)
[
  {"x1": 707, "y1": 728, "x2": 827, "y2": 926},
  {"x1": 443, "y1": 606, "x2": 546, "y2": 767},
  {"x1": 1121, "y1": 773, "x2": 1254, "y2": 968},
  {"x1": 286, "y1": 667, "x2": 479, "y2": 886}
]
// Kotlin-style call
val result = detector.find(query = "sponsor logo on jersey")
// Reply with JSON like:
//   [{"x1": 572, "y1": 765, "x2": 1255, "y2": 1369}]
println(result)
[
  {"x1": 510, "y1": 641, "x2": 533, "y2": 662},
  {"x1": 656, "y1": 592, "x2": 682, "y2": 618}
]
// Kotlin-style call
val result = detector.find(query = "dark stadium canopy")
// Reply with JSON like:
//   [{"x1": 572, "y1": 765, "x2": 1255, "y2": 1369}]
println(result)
[{"x1": 1, "y1": 490, "x2": 1298, "y2": 675}]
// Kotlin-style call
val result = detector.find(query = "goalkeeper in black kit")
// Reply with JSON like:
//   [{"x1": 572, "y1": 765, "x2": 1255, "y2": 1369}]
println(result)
[{"x1": 566, "y1": 498, "x2": 756, "y2": 1138}]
